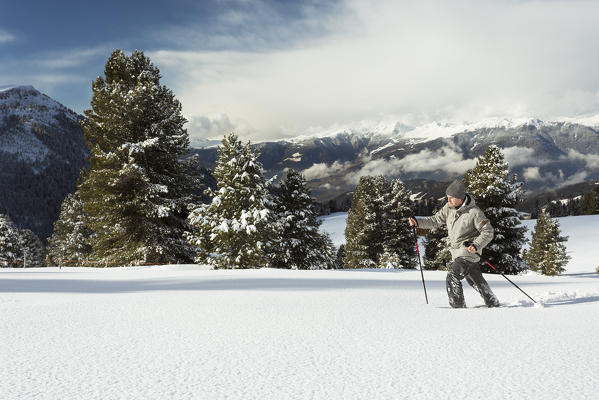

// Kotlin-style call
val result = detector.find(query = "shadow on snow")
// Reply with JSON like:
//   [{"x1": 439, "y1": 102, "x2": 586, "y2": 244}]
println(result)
[{"x1": 0, "y1": 275, "x2": 560, "y2": 294}]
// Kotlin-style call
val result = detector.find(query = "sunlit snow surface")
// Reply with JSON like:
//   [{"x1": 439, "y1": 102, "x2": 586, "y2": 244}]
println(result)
[{"x1": 1, "y1": 215, "x2": 598, "y2": 399}]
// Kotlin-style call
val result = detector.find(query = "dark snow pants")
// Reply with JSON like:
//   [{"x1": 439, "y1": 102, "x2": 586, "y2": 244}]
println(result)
[{"x1": 446, "y1": 257, "x2": 500, "y2": 308}]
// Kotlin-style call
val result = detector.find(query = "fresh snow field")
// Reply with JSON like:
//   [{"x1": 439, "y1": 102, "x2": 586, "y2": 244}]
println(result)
[{"x1": 2, "y1": 215, "x2": 598, "y2": 399}]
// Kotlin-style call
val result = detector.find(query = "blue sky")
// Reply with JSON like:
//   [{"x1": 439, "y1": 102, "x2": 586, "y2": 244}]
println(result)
[
  {"x1": 0, "y1": 0, "x2": 337, "y2": 110},
  {"x1": 2, "y1": 0, "x2": 599, "y2": 142}
]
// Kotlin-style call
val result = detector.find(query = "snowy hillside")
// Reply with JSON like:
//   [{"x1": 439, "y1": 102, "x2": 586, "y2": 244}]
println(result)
[
  {"x1": 0, "y1": 85, "x2": 88, "y2": 240},
  {"x1": 1, "y1": 215, "x2": 598, "y2": 399},
  {"x1": 0, "y1": 85, "x2": 81, "y2": 162}
]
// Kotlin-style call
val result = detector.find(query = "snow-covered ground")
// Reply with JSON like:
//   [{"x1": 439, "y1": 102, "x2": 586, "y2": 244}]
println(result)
[{"x1": 1, "y1": 215, "x2": 598, "y2": 399}]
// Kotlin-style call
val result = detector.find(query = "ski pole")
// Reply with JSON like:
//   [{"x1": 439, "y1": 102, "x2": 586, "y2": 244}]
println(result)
[
  {"x1": 464, "y1": 241, "x2": 536, "y2": 304},
  {"x1": 483, "y1": 259, "x2": 537, "y2": 304},
  {"x1": 411, "y1": 219, "x2": 428, "y2": 304}
]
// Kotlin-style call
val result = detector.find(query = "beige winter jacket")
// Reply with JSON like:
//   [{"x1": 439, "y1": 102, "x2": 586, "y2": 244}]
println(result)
[{"x1": 417, "y1": 195, "x2": 494, "y2": 262}]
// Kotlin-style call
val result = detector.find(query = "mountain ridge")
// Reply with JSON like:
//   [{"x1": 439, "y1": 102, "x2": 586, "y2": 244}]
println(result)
[{"x1": 0, "y1": 85, "x2": 89, "y2": 241}]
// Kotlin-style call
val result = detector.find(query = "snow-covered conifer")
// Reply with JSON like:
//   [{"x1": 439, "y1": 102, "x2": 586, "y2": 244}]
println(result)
[
  {"x1": 0, "y1": 214, "x2": 22, "y2": 267},
  {"x1": 540, "y1": 242, "x2": 569, "y2": 276},
  {"x1": 78, "y1": 50, "x2": 196, "y2": 265},
  {"x1": 345, "y1": 176, "x2": 415, "y2": 268},
  {"x1": 19, "y1": 229, "x2": 45, "y2": 268},
  {"x1": 335, "y1": 244, "x2": 346, "y2": 269},
  {"x1": 46, "y1": 192, "x2": 93, "y2": 266},
  {"x1": 463, "y1": 145, "x2": 528, "y2": 274},
  {"x1": 522, "y1": 212, "x2": 569, "y2": 275},
  {"x1": 344, "y1": 176, "x2": 385, "y2": 268},
  {"x1": 318, "y1": 234, "x2": 338, "y2": 270},
  {"x1": 380, "y1": 179, "x2": 417, "y2": 268},
  {"x1": 187, "y1": 133, "x2": 280, "y2": 269},
  {"x1": 271, "y1": 169, "x2": 336, "y2": 270}
]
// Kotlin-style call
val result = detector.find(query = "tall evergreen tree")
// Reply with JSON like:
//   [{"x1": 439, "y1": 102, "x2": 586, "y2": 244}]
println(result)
[
  {"x1": 46, "y1": 192, "x2": 93, "y2": 266},
  {"x1": 0, "y1": 214, "x2": 22, "y2": 267},
  {"x1": 272, "y1": 169, "x2": 336, "y2": 270},
  {"x1": 540, "y1": 242, "x2": 570, "y2": 276},
  {"x1": 19, "y1": 229, "x2": 45, "y2": 268},
  {"x1": 187, "y1": 134, "x2": 280, "y2": 269},
  {"x1": 78, "y1": 50, "x2": 196, "y2": 265},
  {"x1": 522, "y1": 212, "x2": 569, "y2": 275},
  {"x1": 380, "y1": 179, "x2": 417, "y2": 268},
  {"x1": 335, "y1": 244, "x2": 346, "y2": 269},
  {"x1": 344, "y1": 176, "x2": 386, "y2": 268},
  {"x1": 580, "y1": 191, "x2": 598, "y2": 215},
  {"x1": 463, "y1": 145, "x2": 528, "y2": 274}
]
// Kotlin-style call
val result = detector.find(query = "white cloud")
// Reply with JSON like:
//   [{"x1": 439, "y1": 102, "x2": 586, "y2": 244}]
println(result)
[
  {"x1": 523, "y1": 167, "x2": 542, "y2": 181},
  {"x1": 187, "y1": 114, "x2": 237, "y2": 141},
  {"x1": 149, "y1": 0, "x2": 599, "y2": 141},
  {"x1": 556, "y1": 170, "x2": 589, "y2": 188},
  {"x1": 396, "y1": 147, "x2": 476, "y2": 174},
  {"x1": 342, "y1": 145, "x2": 477, "y2": 185},
  {"x1": 0, "y1": 29, "x2": 16, "y2": 44},
  {"x1": 343, "y1": 158, "x2": 401, "y2": 185},
  {"x1": 302, "y1": 160, "x2": 352, "y2": 180},
  {"x1": 36, "y1": 47, "x2": 111, "y2": 69},
  {"x1": 568, "y1": 149, "x2": 599, "y2": 169},
  {"x1": 503, "y1": 147, "x2": 537, "y2": 167},
  {"x1": 524, "y1": 167, "x2": 588, "y2": 189}
]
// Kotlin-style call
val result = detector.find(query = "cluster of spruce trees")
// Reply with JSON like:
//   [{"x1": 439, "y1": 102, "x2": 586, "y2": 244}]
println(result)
[
  {"x1": 343, "y1": 176, "x2": 416, "y2": 268},
  {"x1": 40, "y1": 50, "x2": 336, "y2": 269},
  {"x1": 540, "y1": 189, "x2": 599, "y2": 217},
  {"x1": 186, "y1": 133, "x2": 336, "y2": 270}
]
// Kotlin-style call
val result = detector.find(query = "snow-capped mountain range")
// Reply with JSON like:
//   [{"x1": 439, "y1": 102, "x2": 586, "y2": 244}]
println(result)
[
  {"x1": 287, "y1": 114, "x2": 599, "y2": 144},
  {"x1": 193, "y1": 114, "x2": 599, "y2": 201}
]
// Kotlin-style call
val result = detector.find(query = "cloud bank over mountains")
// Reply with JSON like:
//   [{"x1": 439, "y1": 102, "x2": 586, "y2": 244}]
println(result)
[{"x1": 157, "y1": 0, "x2": 599, "y2": 142}]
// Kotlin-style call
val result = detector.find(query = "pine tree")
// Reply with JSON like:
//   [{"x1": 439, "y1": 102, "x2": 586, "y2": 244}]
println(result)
[
  {"x1": 463, "y1": 145, "x2": 528, "y2": 274},
  {"x1": 187, "y1": 133, "x2": 280, "y2": 269},
  {"x1": 336, "y1": 244, "x2": 346, "y2": 269},
  {"x1": 541, "y1": 242, "x2": 569, "y2": 276},
  {"x1": 344, "y1": 176, "x2": 386, "y2": 268},
  {"x1": 78, "y1": 50, "x2": 196, "y2": 265},
  {"x1": 380, "y1": 179, "x2": 417, "y2": 268},
  {"x1": 46, "y1": 192, "x2": 94, "y2": 266},
  {"x1": 580, "y1": 191, "x2": 598, "y2": 215},
  {"x1": 271, "y1": 169, "x2": 336, "y2": 270},
  {"x1": 522, "y1": 212, "x2": 569, "y2": 275},
  {"x1": 344, "y1": 176, "x2": 415, "y2": 268},
  {"x1": 423, "y1": 200, "x2": 451, "y2": 270},
  {"x1": 319, "y1": 234, "x2": 339, "y2": 270},
  {"x1": 0, "y1": 214, "x2": 22, "y2": 267},
  {"x1": 19, "y1": 229, "x2": 45, "y2": 268}
]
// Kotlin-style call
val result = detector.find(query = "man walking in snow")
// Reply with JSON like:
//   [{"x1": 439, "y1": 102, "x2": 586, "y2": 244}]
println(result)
[{"x1": 409, "y1": 180, "x2": 500, "y2": 308}]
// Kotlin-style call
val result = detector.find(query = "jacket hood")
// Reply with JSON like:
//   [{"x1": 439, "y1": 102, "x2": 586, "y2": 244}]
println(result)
[{"x1": 457, "y1": 194, "x2": 476, "y2": 213}]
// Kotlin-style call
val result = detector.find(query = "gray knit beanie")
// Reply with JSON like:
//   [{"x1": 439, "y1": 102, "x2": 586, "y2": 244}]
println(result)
[{"x1": 446, "y1": 180, "x2": 466, "y2": 199}]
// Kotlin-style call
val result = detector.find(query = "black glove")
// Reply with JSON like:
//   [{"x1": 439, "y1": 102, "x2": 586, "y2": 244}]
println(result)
[{"x1": 463, "y1": 241, "x2": 477, "y2": 251}]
